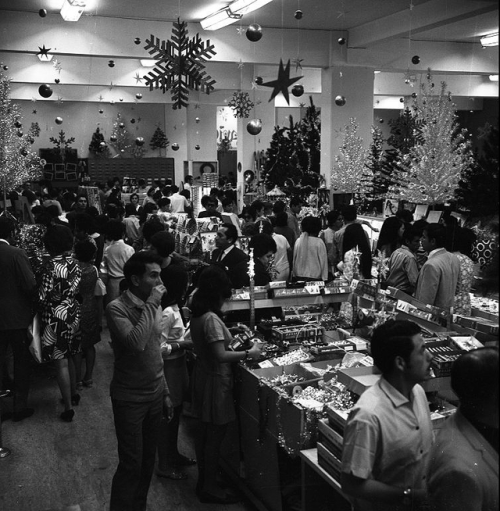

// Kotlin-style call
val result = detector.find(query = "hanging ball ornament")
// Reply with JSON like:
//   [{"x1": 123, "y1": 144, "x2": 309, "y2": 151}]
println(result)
[
  {"x1": 119, "y1": 122, "x2": 125, "y2": 128},
  {"x1": 246, "y1": 24, "x2": 263, "y2": 42},
  {"x1": 55, "y1": 78, "x2": 60, "y2": 84},
  {"x1": 38, "y1": 83, "x2": 53, "y2": 98},
  {"x1": 119, "y1": 98, "x2": 123, "y2": 102},
  {"x1": 379, "y1": 118, "x2": 384, "y2": 123},
  {"x1": 334, "y1": 95, "x2": 346, "y2": 106},
  {"x1": 195, "y1": 117, "x2": 201, "y2": 124},
  {"x1": 195, "y1": 144, "x2": 200, "y2": 150},
  {"x1": 55, "y1": 116, "x2": 63, "y2": 125},
  {"x1": 338, "y1": 37, "x2": 346, "y2": 45},
  {"x1": 171, "y1": 143, "x2": 180, "y2": 151},
  {"x1": 20, "y1": 148, "x2": 28, "y2": 156},
  {"x1": 14, "y1": 120, "x2": 22, "y2": 129},
  {"x1": 294, "y1": 10, "x2": 303, "y2": 20},
  {"x1": 136, "y1": 93, "x2": 143, "y2": 100},
  {"x1": 292, "y1": 84, "x2": 304, "y2": 97},
  {"x1": 255, "y1": 76, "x2": 263, "y2": 85},
  {"x1": 130, "y1": 118, "x2": 136, "y2": 124},
  {"x1": 246, "y1": 118, "x2": 262, "y2": 136},
  {"x1": 135, "y1": 137, "x2": 145, "y2": 146},
  {"x1": 39, "y1": 9, "x2": 47, "y2": 17},
  {"x1": 28, "y1": 137, "x2": 35, "y2": 145},
  {"x1": 120, "y1": 149, "x2": 125, "y2": 153},
  {"x1": 110, "y1": 135, "x2": 117, "y2": 142},
  {"x1": 411, "y1": 92, "x2": 417, "y2": 98},
  {"x1": 99, "y1": 141, "x2": 107, "y2": 147},
  {"x1": 99, "y1": 109, "x2": 104, "y2": 114},
  {"x1": 400, "y1": 97, "x2": 405, "y2": 103},
  {"x1": 2, "y1": 65, "x2": 8, "y2": 71},
  {"x1": 108, "y1": 60, "x2": 115, "y2": 68},
  {"x1": 411, "y1": 55, "x2": 420, "y2": 65},
  {"x1": 134, "y1": 38, "x2": 141, "y2": 45},
  {"x1": 17, "y1": 130, "x2": 23, "y2": 137}
]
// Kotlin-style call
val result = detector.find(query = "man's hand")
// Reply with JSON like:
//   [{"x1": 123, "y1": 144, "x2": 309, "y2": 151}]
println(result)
[
  {"x1": 149, "y1": 284, "x2": 167, "y2": 304},
  {"x1": 163, "y1": 395, "x2": 174, "y2": 422}
]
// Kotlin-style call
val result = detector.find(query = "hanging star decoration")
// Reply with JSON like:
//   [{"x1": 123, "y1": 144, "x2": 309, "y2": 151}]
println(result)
[
  {"x1": 237, "y1": 59, "x2": 244, "y2": 69},
  {"x1": 32, "y1": 109, "x2": 37, "y2": 114},
  {"x1": 37, "y1": 45, "x2": 51, "y2": 58},
  {"x1": 99, "y1": 95, "x2": 104, "y2": 101},
  {"x1": 194, "y1": 103, "x2": 201, "y2": 109},
  {"x1": 109, "y1": 81, "x2": 114, "y2": 91},
  {"x1": 134, "y1": 72, "x2": 143, "y2": 84},
  {"x1": 292, "y1": 57, "x2": 304, "y2": 72},
  {"x1": 228, "y1": 91, "x2": 254, "y2": 118},
  {"x1": 261, "y1": 59, "x2": 303, "y2": 105},
  {"x1": 236, "y1": 26, "x2": 245, "y2": 35},
  {"x1": 251, "y1": 81, "x2": 258, "y2": 90},
  {"x1": 299, "y1": 102, "x2": 306, "y2": 108},
  {"x1": 31, "y1": 97, "x2": 37, "y2": 102},
  {"x1": 56, "y1": 96, "x2": 63, "y2": 104},
  {"x1": 143, "y1": 19, "x2": 216, "y2": 110}
]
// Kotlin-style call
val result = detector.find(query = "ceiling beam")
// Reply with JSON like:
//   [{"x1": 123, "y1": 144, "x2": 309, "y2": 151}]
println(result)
[{"x1": 348, "y1": 0, "x2": 498, "y2": 48}]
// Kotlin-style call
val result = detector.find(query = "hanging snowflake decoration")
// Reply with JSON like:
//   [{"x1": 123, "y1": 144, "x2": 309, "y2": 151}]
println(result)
[
  {"x1": 143, "y1": 19, "x2": 217, "y2": 110},
  {"x1": 228, "y1": 91, "x2": 254, "y2": 118}
]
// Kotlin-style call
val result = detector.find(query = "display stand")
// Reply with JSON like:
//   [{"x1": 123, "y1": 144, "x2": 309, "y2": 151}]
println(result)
[{"x1": 300, "y1": 448, "x2": 350, "y2": 511}]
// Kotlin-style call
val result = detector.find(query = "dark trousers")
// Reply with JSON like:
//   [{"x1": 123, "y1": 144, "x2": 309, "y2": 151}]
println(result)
[
  {"x1": 157, "y1": 404, "x2": 182, "y2": 469},
  {"x1": 110, "y1": 394, "x2": 163, "y2": 511},
  {"x1": 0, "y1": 329, "x2": 31, "y2": 412}
]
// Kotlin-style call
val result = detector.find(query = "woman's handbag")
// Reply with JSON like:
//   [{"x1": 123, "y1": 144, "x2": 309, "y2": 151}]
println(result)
[
  {"x1": 94, "y1": 267, "x2": 107, "y2": 296},
  {"x1": 28, "y1": 313, "x2": 43, "y2": 364}
]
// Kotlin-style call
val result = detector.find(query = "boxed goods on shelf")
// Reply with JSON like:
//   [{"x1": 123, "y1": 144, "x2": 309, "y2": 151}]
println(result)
[
  {"x1": 448, "y1": 335, "x2": 483, "y2": 351},
  {"x1": 318, "y1": 418, "x2": 343, "y2": 459},
  {"x1": 317, "y1": 442, "x2": 342, "y2": 481},
  {"x1": 271, "y1": 323, "x2": 325, "y2": 347}
]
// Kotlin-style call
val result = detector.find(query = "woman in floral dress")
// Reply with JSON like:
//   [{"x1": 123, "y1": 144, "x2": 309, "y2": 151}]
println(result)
[
  {"x1": 38, "y1": 225, "x2": 81, "y2": 422},
  {"x1": 451, "y1": 227, "x2": 476, "y2": 316}
]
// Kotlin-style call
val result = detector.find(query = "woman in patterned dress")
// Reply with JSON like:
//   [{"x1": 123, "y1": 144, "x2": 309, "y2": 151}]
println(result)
[{"x1": 38, "y1": 225, "x2": 81, "y2": 422}]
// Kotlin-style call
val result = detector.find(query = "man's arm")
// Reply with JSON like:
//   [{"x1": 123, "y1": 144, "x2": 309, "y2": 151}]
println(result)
[
  {"x1": 414, "y1": 263, "x2": 439, "y2": 305},
  {"x1": 341, "y1": 473, "x2": 427, "y2": 507}
]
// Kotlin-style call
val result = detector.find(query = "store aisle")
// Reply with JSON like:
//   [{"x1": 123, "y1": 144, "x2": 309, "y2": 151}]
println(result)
[{"x1": 0, "y1": 329, "x2": 253, "y2": 511}]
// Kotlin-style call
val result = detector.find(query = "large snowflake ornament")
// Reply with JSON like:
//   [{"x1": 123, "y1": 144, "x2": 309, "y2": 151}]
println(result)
[
  {"x1": 228, "y1": 91, "x2": 254, "y2": 118},
  {"x1": 143, "y1": 19, "x2": 217, "y2": 110}
]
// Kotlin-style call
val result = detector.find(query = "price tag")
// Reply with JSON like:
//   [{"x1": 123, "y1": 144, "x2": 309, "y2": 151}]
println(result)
[{"x1": 258, "y1": 360, "x2": 274, "y2": 368}]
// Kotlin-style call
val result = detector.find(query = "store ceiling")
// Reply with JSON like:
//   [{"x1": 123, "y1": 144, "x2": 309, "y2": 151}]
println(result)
[{"x1": 0, "y1": 0, "x2": 497, "y2": 44}]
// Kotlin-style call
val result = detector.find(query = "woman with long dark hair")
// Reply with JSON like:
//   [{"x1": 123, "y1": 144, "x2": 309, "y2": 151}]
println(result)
[
  {"x1": 190, "y1": 266, "x2": 261, "y2": 504},
  {"x1": 341, "y1": 223, "x2": 373, "y2": 280},
  {"x1": 375, "y1": 216, "x2": 404, "y2": 258}
]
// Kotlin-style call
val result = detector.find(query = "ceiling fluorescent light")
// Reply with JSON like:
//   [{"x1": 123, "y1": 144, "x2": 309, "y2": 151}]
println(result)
[
  {"x1": 230, "y1": 0, "x2": 273, "y2": 15},
  {"x1": 480, "y1": 33, "x2": 498, "y2": 48},
  {"x1": 201, "y1": 7, "x2": 242, "y2": 31},
  {"x1": 140, "y1": 59, "x2": 157, "y2": 67},
  {"x1": 60, "y1": 0, "x2": 86, "y2": 22},
  {"x1": 489, "y1": 75, "x2": 499, "y2": 82}
]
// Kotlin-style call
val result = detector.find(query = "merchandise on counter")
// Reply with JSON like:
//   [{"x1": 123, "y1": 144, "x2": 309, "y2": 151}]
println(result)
[{"x1": 272, "y1": 348, "x2": 312, "y2": 366}]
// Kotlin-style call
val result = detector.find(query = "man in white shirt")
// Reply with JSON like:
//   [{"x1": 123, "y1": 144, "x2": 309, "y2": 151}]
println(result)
[
  {"x1": 169, "y1": 185, "x2": 189, "y2": 213},
  {"x1": 341, "y1": 319, "x2": 434, "y2": 511}
]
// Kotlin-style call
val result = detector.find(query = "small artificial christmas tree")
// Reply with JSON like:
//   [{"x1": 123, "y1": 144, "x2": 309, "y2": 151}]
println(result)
[
  {"x1": 388, "y1": 76, "x2": 473, "y2": 205},
  {"x1": 149, "y1": 125, "x2": 169, "y2": 156},
  {"x1": 0, "y1": 65, "x2": 42, "y2": 200},
  {"x1": 331, "y1": 118, "x2": 373, "y2": 200},
  {"x1": 109, "y1": 112, "x2": 132, "y2": 156},
  {"x1": 88, "y1": 126, "x2": 110, "y2": 158},
  {"x1": 456, "y1": 123, "x2": 499, "y2": 218},
  {"x1": 262, "y1": 116, "x2": 306, "y2": 191}
]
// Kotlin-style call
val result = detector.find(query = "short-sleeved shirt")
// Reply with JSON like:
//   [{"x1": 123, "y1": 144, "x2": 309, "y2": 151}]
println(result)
[
  {"x1": 341, "y1": 377, "x2": 433, "y2": 511},
  {"x1": 386, "y1": 245, "x2": 419, "y2": 295}
]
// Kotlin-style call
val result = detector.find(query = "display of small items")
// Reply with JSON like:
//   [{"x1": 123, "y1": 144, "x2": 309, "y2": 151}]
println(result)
[{"x1": 272, "y1": 348, "x2": 311, "y2": 366}]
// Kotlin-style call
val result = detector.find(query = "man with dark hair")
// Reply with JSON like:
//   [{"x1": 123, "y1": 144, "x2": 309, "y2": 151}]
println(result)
[
  {"x1": 287, "y1": 196, "x2": 302, "y2": 239},
  {"x1": 198, "y1": 197, "x2": 221, "y2": 219},
  {"x1": 385, "y1": 225, "x2": 421, "y2": 295},
  {"x1": 415, "y1": 223, "x2": 460, "y2": 310},
  {"x1": 0, "y1": 217, "x2": 36, "y2": 421},
  {"x1": 169, "y1": 184, "x2": 189, "y2": 213},
  {"x1": 427, "y1": 347, "x2": 498, "y2": 511},
  {"x1": 106, "y1": 251, "x2": 173, "y2": 511},
  {"x1": 206, "y1": 223, "x2": 248, "y2": 289},
  {"x1": 157, "y1": 197, "x2": 171, "y2": 226},
  {"x1": 341, "y1": 319, "x2": 434, "y2": 511}
]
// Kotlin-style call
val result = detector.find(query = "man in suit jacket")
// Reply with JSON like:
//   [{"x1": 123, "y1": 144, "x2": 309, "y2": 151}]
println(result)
[
  {"x1": 0, "y1": 216, "x2": 37, "y2": 421},
  {"x1": 206, "y1": 223, "x2": 249, "y2": 289},
  {"x1": 427, "y1": 348, "x2": 499, "y2": 511},
  {"x1": 415, "y1": 223, "x2": 460, "y2": 310}
]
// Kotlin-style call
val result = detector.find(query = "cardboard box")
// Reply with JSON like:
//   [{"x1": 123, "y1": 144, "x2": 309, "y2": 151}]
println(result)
[
  {"x1": 317, "y1": 442, "x2": 342, "y2": 482},
  {"x1": 318, "y1": 419, "x2": 343, "y2": 459}
]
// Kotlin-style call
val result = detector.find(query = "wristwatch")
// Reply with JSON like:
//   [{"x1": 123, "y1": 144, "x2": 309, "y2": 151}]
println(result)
[{"x1": 403, "y1": 488, "x2": 412, "y2": 507}]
